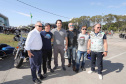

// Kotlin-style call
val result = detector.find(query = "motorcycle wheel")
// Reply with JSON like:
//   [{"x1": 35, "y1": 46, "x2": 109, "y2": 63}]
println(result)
[{"x1": 14, "y1": 51, "x2": 24, "y2": 68}]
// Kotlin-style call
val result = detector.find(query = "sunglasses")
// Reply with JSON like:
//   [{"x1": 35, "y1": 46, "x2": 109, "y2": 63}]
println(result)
[
  {"x1": 82, "y1": 28, "x2": 87, "y2": 30},
  {"x1": 97, "y1": 27, "x2": 101, "y2": 29},
  {"x1": 37, "y1": 25, "x2": 43, "y2": 27},
  {"x1": 69, "y1": 25, "x2": 74, "y2": 27}
]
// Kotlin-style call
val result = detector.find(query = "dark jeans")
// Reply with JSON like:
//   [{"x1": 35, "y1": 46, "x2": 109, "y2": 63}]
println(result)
[
  {"x1": 42, "y1": 49, "x2": 52, "y2": 74},
  {"x1": 29, "y1": 50, "x2": 42, "y2": 81},
  {"x1": 68, "y1": 46, "x2": 76, "y2": 67},
  {"x1": 91, "y1": 51, "x2": 104, "y2": 74}
]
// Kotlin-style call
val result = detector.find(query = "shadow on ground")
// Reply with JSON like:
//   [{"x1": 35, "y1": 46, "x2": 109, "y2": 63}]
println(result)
[
  {"x1": 0, "y1": 55, "x2": 14, "y2": 71},
  {"x1": 2, "y1": 75, "x2": 33, "y2": 84},
  {"x1": 103, "y1": 60, "x2": 124, "y2": 75}
]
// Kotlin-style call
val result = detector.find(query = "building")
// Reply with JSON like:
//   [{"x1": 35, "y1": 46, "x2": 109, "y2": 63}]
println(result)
[{"x1": 0, "y1": 13, "x2": 9, "y2": 31}]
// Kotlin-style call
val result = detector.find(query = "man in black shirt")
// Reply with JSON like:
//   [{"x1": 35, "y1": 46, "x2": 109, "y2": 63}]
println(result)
[
  {"x1": 67, "y1": 23, "x2": 79, "y2": 71},
  {"x1": 41, "y1": 23, "x2": 54, "y2": 77}
]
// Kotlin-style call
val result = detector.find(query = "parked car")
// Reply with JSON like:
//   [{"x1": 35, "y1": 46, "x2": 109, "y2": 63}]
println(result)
[{"x1": 0, "y1": 44, "x2": 15, "y2": 58}]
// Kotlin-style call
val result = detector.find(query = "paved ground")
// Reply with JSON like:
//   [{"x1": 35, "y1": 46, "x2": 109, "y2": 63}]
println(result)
[{"x1": 0, "y1": 33, "x2": 126, "y2": 84}]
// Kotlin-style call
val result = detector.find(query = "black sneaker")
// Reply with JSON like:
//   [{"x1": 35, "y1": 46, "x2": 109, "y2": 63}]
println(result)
[
  {"x1": 75, "y1": 69, "x2": 79, "y2": 73},
  {"x1": 62, "y1": 67, "x2": 66, "y2": 71},
  {"x1": 81, "y1": 66, "x2": 86, "y2": 71},
  {"x1": 50, "y1": 69, "x2": 54, "y2": 73},
  {"x1": 34, "y1": 78, "x2": 41, "y2": 84},
  {"x1": 53, "y1": 66, "x2": 58, "y2": 70},
  {"x1": 39, "y1": 75, "x2": 44, "y2": 80},
  {"x1": 43, "y1": 73, "x2": 47, "y2": 78}
]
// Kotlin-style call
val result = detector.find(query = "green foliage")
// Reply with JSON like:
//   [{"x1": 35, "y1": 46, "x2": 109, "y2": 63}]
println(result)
[
  {"x1": 0, "y1": 34, "x2": 18, "y2": 47},
  {"x1": 87, "y1": 26, "x2": 92, "y2": 31},
  {"x1": 62, "y1": 22, "x2": 69, "y2": 30},
  {"x1": 70, "y1": 14, "x2": 126, "y2": 32}
]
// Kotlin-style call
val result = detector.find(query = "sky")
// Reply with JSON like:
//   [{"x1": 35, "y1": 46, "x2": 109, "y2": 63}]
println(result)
[{"x1": 0, "y1": 0, "x2": 126, "y2": 27}]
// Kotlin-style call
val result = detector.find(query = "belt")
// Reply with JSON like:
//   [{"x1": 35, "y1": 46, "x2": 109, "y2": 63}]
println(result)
[
  {"x1": 91, "y1": 51, "x2": 103, "y2": 53},
  {"x1": 31, "y1": 50, "x2": 41, "y2": 51}
]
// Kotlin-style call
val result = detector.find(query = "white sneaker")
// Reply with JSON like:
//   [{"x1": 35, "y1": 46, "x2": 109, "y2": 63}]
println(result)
[
  {"x1": 99, "y1": 74, "x2": 103, "y2": 80},
  {"x1": 87, "y1": 70, "x2": 93, "y2": 74},
  {"x1": 64, "y1": 55, "x2": 68, "y2": 59}
]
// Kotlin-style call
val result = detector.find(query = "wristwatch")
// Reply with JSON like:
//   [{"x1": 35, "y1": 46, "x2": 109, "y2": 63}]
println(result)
[{"x1": 104, "y1": 51, "x2": 108, "y2": 53}]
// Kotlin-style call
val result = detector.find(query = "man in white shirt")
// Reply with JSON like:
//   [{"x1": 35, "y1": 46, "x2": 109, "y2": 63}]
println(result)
[{"x1": 25, "y1": 21, "x2": 43, "y2": 84}]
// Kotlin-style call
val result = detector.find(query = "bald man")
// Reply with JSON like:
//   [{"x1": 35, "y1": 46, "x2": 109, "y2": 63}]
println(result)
[{"x1": 25, "y1": 21, "x2": 44, "y2": 84}]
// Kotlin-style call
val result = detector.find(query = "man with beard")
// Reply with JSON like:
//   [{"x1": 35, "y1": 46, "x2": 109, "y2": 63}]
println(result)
[{"x1": 67, "y1": 23, "x2": 79, "y2": 71}]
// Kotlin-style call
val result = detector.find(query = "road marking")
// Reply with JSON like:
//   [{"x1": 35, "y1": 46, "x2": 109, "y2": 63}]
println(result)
[{"x1": 105, "y1": 51, "x2": 126, "y2": 60}]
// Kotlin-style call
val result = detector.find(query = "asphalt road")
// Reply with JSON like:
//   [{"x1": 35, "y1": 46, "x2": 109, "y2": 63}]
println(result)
[{"x1": 0, "y1": 34, "x2": 126, "y2": 84}]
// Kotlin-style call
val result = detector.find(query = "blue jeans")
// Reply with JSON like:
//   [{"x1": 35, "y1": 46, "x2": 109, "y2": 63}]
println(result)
[
  {"x1": 68, "y1": 46, "x2": 76, "y2": 66},
  {"x1": 76, "y1": 50, "x2": 87, "y2": 70}
]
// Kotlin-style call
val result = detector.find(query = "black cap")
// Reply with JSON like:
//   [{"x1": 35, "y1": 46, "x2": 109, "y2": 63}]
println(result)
[{"x1": 45, "y1": 23, "x2": 51, "y2": 27}]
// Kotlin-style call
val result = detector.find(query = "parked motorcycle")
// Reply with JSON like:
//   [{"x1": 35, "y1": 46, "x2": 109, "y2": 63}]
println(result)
[
  {"x1": 13, "y1": 29, "x2": 21, "y2": 41},
  {"x1": 13, "y1": 35, "x2": 28, "y2": 68},
  {"x1": 119, "y1": 33, "x2": 126, "y2": 39}
]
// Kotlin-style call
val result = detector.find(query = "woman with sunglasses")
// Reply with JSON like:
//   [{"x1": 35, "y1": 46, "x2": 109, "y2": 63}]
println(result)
[{"x1": 75, "y1": 26, "x2": 89, "y2": 73}]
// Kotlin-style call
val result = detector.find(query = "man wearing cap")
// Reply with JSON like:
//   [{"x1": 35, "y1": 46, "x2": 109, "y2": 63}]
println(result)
[
  {"x1": 51, "y1": 19, "x2": 68, "y2": 71},
  {"x1": 25, "y1": 21, "x2": 44, "y2": 84},
  {"x1": 40, "y1": 23, "x2": 54, "y2": 77}
]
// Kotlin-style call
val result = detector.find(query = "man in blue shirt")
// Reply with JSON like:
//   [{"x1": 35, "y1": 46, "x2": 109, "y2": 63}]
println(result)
[{"x1": 41, "y1": 23, "x2": 54, "y2": 77}]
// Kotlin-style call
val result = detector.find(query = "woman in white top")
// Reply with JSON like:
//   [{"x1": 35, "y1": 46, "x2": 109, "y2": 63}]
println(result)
[{"x1": 75, "y1": 26, "x2": 89, "y2": 73}]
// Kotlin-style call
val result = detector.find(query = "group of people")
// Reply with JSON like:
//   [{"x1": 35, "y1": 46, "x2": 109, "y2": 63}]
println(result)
[{"x1": 25, "y1": 19, "x2": 108, "y2": 84}]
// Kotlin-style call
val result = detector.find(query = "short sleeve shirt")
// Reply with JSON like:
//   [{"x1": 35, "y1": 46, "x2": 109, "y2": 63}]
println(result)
[
  {"x1": 41, "y1": 31, "x2": 53, "y2": 50},
  {"x1": 51, "y1": 28, "x2": 67, "y2": 46}
]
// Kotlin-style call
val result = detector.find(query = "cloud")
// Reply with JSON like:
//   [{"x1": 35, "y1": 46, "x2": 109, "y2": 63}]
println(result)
[
  {"x1": 90, "y1": 2, "x2": 102, "y2": 6},
  {"x1": 108, "y1": 2, "x2": 126, "y2": 8},
  {"x1": 122, "y1": 2, "x2": 126, "y2": 6},
  {"x1": 108, "y1": 6, "x2": 120, "y2": 8},
  {"x1": 12, "y1": 10, "x2": 30, "y2": 17}
]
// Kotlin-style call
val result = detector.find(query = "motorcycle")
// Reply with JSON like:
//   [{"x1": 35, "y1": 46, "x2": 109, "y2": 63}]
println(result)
[
  {"x1": 13, "y1": 29, "x2": 21, "y2": 41},
  {"x1": 13, "y1": 35, "x2": 29, "y2": 68},
  {"x1": 119, "y1": 33, "x2": 126, "y2": 39}
]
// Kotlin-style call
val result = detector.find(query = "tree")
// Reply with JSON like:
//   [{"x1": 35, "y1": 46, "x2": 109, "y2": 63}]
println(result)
[
  {"x1": 62, "y1": 22, "x2": 69, "y2": 30},
  {"x1": 120, "y1": 15, "x2": 126, "y2": 22},
  {"x1": 79, "y1": 16, "x2": 90, "y2": 27},
  {"x1": 113, "y1": 15, "x2": 122, "y2": 31},
  {"x1": 90, "y1": 16, "x2": 96, "y2": 24},
  {"x1": 95, "y1": 15, "x2": 102, "y2": 23},
  {"x1": 103, "y1": 14, "x2": 115, "y2": 30}
]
